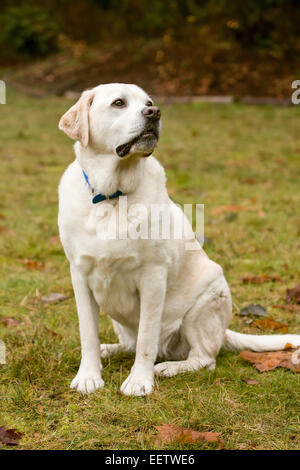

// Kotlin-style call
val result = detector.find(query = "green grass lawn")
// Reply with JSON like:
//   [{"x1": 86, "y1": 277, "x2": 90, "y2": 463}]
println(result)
[{"x1": 0, "y1": 89, "x2": 300, "y2": 450}]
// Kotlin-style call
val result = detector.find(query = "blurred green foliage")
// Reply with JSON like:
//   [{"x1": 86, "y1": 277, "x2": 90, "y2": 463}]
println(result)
[
  {"x1": 1, "y1": 5, "x2": 59, "y2": 56},
  {"x1": 0, "y1": 0, "x2": 299, "y2": 59}
]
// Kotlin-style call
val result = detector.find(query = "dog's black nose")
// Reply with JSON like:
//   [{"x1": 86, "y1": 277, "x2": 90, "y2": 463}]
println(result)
[{"x1": 141, "y1": 106, "x2": 161, "y2": 120}]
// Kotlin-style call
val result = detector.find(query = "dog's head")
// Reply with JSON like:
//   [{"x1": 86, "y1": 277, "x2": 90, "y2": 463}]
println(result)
[{"x1": 59, "y1": 83, "x2": 161, "y2": 158}]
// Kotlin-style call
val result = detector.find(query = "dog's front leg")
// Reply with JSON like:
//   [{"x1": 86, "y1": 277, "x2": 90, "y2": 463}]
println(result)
[
  {"x1": 70, "y1": 265, "x2": 104, "y2": 394},
  {"x1": 120, "y1": 268, "x2": 166, "y2": 396}
]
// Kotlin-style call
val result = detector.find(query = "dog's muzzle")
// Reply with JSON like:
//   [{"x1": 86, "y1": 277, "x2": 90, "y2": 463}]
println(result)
[
  {"x1": 116, "y1": 129, "x2": 159, "y2": 157},
  {"x1": 116, "y1": 106, "x2": 161, "y2": 158}
]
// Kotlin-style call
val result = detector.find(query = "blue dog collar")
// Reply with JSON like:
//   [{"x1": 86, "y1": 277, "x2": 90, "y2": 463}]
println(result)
[{"x1": 82, "y1": 170, "x2": 123, "y2": 204}]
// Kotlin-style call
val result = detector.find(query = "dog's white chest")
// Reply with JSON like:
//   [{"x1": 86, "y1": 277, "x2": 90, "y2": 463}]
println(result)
[{"x1": 84, "y1": 239, "x2": 142, "y2": 325}]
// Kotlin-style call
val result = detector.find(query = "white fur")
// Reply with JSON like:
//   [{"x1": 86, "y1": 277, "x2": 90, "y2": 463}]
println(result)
[{"x1": 58, "y1": 83, "x2": 300, "y2": 396}]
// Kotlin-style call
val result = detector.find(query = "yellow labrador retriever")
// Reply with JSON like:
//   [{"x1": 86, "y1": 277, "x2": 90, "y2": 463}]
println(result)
[{"x1": 58, "y1": 83, "x2": 300, "y2": 396}]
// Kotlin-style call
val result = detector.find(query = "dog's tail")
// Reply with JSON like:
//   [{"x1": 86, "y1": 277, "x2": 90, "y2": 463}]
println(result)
[{"x1": 223, "y1": 329, "x2": 300, "y2": 352}]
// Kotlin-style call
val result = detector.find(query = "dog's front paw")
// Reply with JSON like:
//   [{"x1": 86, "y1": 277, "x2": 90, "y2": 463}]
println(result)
[
  {"x1": 70, "y1": 371, "x2": 104, "y2": 394},
  {"x1": 120, "y1": 371, "x2": 154, "y2": 396}
]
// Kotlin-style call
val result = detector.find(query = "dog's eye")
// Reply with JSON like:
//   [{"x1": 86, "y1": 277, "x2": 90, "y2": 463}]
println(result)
[
  {"x1": 111, "y1": 99, "x2": 126, "y2": 107},
  {"x1": 146, "y1": 100, "x2": 153, "y2": 106}
]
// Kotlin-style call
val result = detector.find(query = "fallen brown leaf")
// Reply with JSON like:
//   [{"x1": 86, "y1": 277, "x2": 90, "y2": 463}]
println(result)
[
  {"x1": 18, "y1": 259, "x2": 45, "y2": 270},
  {"x1": 167, "y1": 187, "x2": 176, "y2": 196},
  {"x1": 273, "y1": 304, "x2": 300, "y2": 313},
  {"x1": 212, "y1": 205, "x2": 260, "y2": 216},
  {"x1": 154, "y1": 423, "x2": 223, "y2": 449},
  {"x1": 45, "y1": 327, "x2": 63, "y2": 340},
  {"x1": 0, "y1": 426, "x2": 23, "y2": 446},
  {"x1": 0, "y1": 226, "x2": 15, "y2": 236},
  {"x1": 37, "y1": 404, "x2": 44, "y2": 414},
  {"x1": 0, "y1": 317, "x2": 19, "y2": 327},
  {"x1": 286, "y1": 284, "x2": 300, "y2": 304},
  {"x1": 239, "y1": 304, "x2": 268, "y2": 317},
  {"x1": 226, "y1": 159, "x2": 244, "y2": 167},
  {"x1": 243, "y1": 178, "x2": 256, "y2": 185},
  {"x1": 242, "y1": 379, "x2": 259, "y2": 385},
  {"x1": 242, "y1": 274, "x2": 281, "y2": 284},
  {"x1": 41, "y1": 293, "x2": 69, "y2": 304},
  {"x1": 252, "y1": 317, "x2": 288, "y2": 333},
  {"x1": 240, "y1": 349, "x2": 300, "y2": 372},
  {"x1": 49, "y1": 235, "x2": 61, "y2": 245},
  {"x1": 6, "y1": 230, "x2": 15, "y2": 236}
]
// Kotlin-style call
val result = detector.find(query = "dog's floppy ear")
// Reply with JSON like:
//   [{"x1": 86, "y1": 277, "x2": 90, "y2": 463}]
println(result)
[{"x1": 59, "y1": 89, "x2": 95, "y2": 147}]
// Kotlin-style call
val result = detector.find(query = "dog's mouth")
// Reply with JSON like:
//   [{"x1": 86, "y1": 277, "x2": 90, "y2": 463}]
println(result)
[{"x1": 116, "y1": 129, "x2": 159, "y2": 158}]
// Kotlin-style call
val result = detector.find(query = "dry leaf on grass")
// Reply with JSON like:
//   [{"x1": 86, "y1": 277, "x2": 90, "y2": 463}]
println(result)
[
  {"x1": 240, "y1": 348, "x2": 300, "y2": 373},
  {"x1": 242, "y1": 274, "x2": 281, "y2": 284},
  {"x1": 239, "y1": 304, "x2": 268, "y2": 317},
  {"x1": 18, "y1": 259, "x2": 45, "y2": 270},
  {"x1": 242, "y1": 379, "x2": 259, "y2": 385},
  {"x1": 0, "y1": 317, "x2": 19, "y2": 327},
  {"x1": 0, "y1": 426, "x2": 23, "y2": 446},
  {"x1": 32, "y1": 292, "x2": 69, "y2": 305},
  {"x1": 41, "y1": 293, "x2": 69, "y2": 304},
  {"x1": 167, "y1": 187, "x2": 176, "y2": 196},
  {"x1": 273, "y1": 304, "x2": 300, "y2": 313},
  {"x1": 252, "y1": 317, "x2": 288, "y2": 333},
  {"x1": 0, "y1": 226, "x2": 15, "y2": 236},
  {"x1": 45, "y1": 327, "x2": 63, "y2": 340},
  {"x1": 37, "y1": 404, "x2": 44, "y2": 414},
  {"x1": 211, "y1": 205, "x2": 263, "y2": 216},
  {"x1": 154, "y1": 423, "x2": 223, "y2": 449},
  {"x1": 243, "y1": 178, "x2": 257, "y2": 185},
  {"x1": 49, "y1": 235, "x2": 61, "y2": 245},
  {"x1": 286, "y1": 284, "x2": 300, "y2": 304}
]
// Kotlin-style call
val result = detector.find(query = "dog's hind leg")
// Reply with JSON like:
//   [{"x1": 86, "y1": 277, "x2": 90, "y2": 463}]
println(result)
[
  {"x1": 100, "y1": 343, "x2": 136, "y2": 358},
  {"x1": 155, "y1": 277, "x2": 232, "y2": 377},
  {"x1": 100, "y1": 321, "x2": 136, "y2": 358}
]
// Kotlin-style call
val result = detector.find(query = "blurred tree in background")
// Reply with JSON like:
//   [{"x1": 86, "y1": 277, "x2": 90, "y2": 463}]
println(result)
[
  {"x1": 1, "y1": 0, "x2": 299, "y2": 57},
  {"x1": 1, "y1": 5, "x2": 59, "y2": 56},
  {"x1": 0, "y1": 0, "x2": 299, "y2": 98}
]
